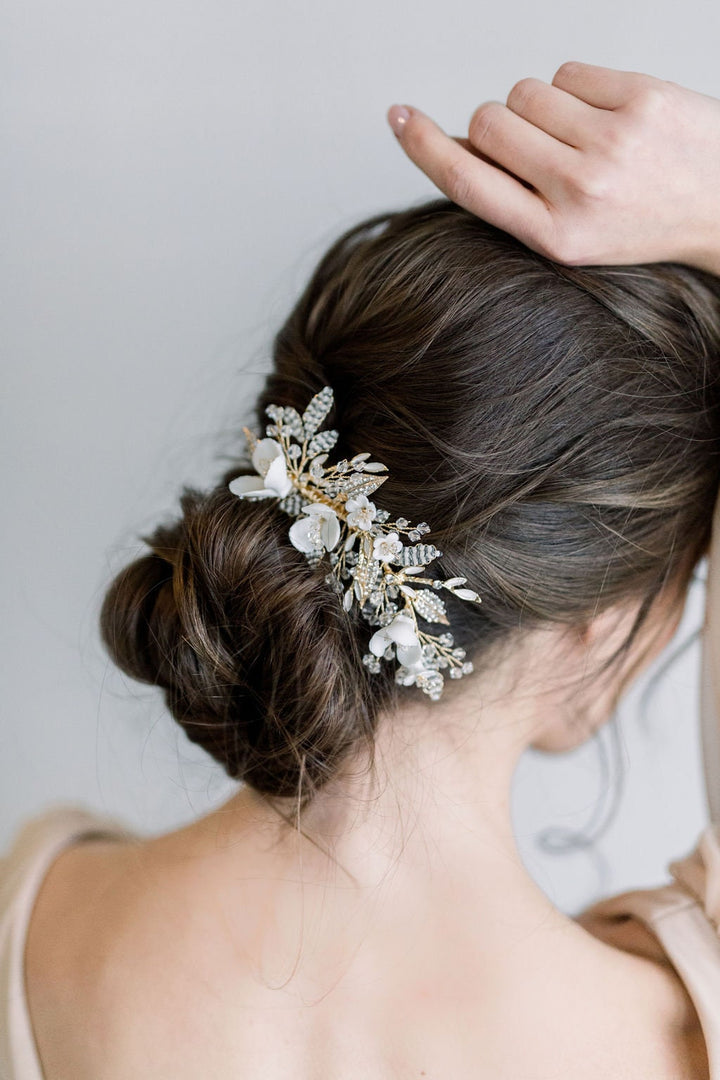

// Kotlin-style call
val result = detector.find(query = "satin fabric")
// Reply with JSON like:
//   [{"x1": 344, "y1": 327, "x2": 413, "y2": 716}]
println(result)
[{"x1": 701, "y1": 493, "x2": 720, "y2": 823}]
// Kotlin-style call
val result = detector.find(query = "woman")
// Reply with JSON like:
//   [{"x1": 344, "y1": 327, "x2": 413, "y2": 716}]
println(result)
[{"x1": 2, "y1": 61, "x2": 720, "y2": 1079}]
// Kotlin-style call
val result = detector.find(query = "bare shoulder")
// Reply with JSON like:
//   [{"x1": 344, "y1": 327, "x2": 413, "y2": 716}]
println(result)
[
  {"x1": 25, "y1": 837, "x2": 136, "y2": 983},
  {"x1": 23, "y1": 828, "x2": 272, "y2": 1079},
  {"x1": 573, "y1": 909, "x2": 710, "y2": 1080},
  {"x1": 24, "y1": 840, "x2": 133, "y2": 1073},
  {"x1": 23, "y1": 836, "x2": 712, "y2": 1080}
]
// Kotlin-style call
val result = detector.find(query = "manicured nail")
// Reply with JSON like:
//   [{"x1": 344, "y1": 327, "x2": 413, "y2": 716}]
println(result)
[{"x1": 387, "y1": 105, "x2": 411, "y2": 138}]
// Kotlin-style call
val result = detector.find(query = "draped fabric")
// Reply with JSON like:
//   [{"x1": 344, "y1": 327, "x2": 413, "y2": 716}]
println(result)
[{"x1": 701, "y1": 493, "x2": 720, "y2": 824}]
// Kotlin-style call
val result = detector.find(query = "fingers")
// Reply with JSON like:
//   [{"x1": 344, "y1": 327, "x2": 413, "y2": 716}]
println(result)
[
  {"x1": 465, "y1": 100, "x2": 579, "y2": 193},
  {"x1": 505, "y1": 77, "x2": 604, "y2": 148},
  {"x1": 387, "y1": 104, "x2": 555, "y2": 252},
  {"x1": 452, "y1": 136, "x2": 534, "y2": 184},
  {"x1": 550, "y1": 60, "x2": 654, "y2": 109}
]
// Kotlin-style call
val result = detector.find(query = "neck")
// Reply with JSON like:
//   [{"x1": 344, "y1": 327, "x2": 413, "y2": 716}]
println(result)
[
  {"x1": 130, "y1": 626, "x2": 700, "y2": 1059},
  {"x1": 139, "y1": 634, "x2": 699, "y2": 1053},
  {"x1": 188, "y1": 647, "x2": 574, "y2": 935}
]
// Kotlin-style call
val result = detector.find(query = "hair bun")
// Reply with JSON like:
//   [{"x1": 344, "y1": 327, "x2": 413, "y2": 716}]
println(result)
[{"x1": 100, "y1": 485, "x2": 380, "y2": 802}]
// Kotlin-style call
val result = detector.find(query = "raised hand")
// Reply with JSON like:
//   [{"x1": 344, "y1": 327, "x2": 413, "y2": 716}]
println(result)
[{"x1": 387, "y1": 62, "x2": 720, "y2": 275}]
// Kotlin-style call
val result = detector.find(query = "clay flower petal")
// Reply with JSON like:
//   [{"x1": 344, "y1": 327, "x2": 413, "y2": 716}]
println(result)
[
  {"x1": 321, "y1": 511, "x2": 341, "y2": 550},
  {"x1": 372, "y1": 531, "x2": 403, "y2": 562},
  {"x1": 368, "y1": 614, "x2": 420, "y2": 658},
  {"x1": 396, "y1": 643, "x2": 424, "y2": 668},
  {"x1": 229, "y1": 438, "x2": 293, "y2": 500},
  {"x1": 345, "y1": 495, "x2": 377, "y2": 532},
  {"x1": 288, "y1": 516, "x2": 319, "y2": 554},
  {"x1": 368, "y1": 627, "x2": 392, "y2": 657},
  {"x1": 228, "y1": 475, "x2": 276, "y2": 499},
  {"x1": 251, "y1": 438, "x2": 283, "y2": 476},
  {"x1": 385, "y1": 613, "x2": 420, "y2": 648},
  {"x1": 289, "y1": 504, "x2": 340, "y2": 553},
  {"x1": 263, "y1": 453, "x2": 293, "y2": 497}
]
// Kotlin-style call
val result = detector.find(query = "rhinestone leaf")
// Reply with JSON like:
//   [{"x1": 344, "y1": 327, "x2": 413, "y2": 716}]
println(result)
[
  {"x1": 308, "y1": 429, "x2": 338, "y2": 456},
  {"x1": 278, "y1": 492, "x2": 303, "y2": 516},
  {"x1": 397, "y1": 543, "x2": 442, "y2": 567},
  {"x1": 352, "y1": 551, "x2": 383, "y2": 603},
  {"x1": 409, "y1": 589, "x2": 449, "y2": 625},
  {"x1": 337, "y1": 473, "x2": 388, "y2": 498},
  {"x1": 279, "y1": 406, "x2": 305, "y2": 441},
  {"x1": 301, "y1": 385, "x2": 334, "y2": 438}
]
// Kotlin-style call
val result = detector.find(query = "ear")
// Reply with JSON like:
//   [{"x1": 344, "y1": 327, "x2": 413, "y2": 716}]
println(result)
[
  {"x1": 576, "y1": 587, "x2": 684, "y2": 681},
  {"x1": 572, "y1": 601, "x2": 643, "y2": 657}
]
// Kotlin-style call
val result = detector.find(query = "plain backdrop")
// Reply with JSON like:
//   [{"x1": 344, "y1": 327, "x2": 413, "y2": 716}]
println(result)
[{"x1": 3, "y1": 0, "x2": 718, "y2": 915}]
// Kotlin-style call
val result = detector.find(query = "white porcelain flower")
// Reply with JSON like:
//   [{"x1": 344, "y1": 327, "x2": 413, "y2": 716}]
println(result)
[
  {"x1": 345, "y1": 494, "x2": 376, "y2": 531},
  {"x1": 372, "y1": 531, "x2": 403, "y2": 562},
  {"x1": 288, "y1": 503, "x2": 341, "y2": 554},
  {"x1": 228, "y1": 438, "x2": 293, "y2": 499},
  {"x1": 368, "y1": 613, "x2": 421, "y2": 662}
]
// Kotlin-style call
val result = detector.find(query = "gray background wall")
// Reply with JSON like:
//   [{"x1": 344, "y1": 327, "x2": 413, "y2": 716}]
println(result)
[{"x1": 3, "y1": 0, "x2": 717, "y2": 914}]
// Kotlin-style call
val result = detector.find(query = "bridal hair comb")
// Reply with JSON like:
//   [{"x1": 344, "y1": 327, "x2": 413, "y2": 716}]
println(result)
[{"x1": 228, "y1": 385, "x2": 482, "y2": 701}]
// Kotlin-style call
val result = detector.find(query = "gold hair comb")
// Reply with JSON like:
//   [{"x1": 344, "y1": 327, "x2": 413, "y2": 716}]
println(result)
[{"x1": 228, "y1": 385, "x2": 482, "y2": 700}]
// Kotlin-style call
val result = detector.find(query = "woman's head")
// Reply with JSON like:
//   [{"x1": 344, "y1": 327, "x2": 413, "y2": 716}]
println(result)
[{"x1": 101, "y1": 198, "x2": 720, "y2": 809}]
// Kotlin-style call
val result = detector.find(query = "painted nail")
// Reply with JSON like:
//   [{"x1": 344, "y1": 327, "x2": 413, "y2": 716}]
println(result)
[{"x1": 387, "y1": 105, "x2": 411, "y2": 138}]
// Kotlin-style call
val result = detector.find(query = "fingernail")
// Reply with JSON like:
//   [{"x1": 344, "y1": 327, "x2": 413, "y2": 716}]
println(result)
[{"x1": 387, "y1": 104, "x2": 411, "y2": 138}]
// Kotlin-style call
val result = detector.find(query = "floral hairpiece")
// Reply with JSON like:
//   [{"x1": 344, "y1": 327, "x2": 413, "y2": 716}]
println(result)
[{"x1": 228, "y1": 385, "x2": 481, "y2": 701}]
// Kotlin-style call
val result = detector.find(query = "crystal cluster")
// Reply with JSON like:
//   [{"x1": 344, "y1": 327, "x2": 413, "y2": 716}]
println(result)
[{"x1": 228, "y1": 386, "x2": 482, "y2": 701}]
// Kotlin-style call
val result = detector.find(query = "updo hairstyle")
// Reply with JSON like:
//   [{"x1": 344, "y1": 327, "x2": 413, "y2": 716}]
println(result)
[{"x1": 101, "y1": 198, "x2": 720, "y2": 809}]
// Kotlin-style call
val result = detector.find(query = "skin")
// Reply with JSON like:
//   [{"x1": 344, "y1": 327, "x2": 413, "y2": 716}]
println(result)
[
  {"x1": 386, "y1": 62, "x2": 720, "y2": 276},
  {"x1": 24, "y1": 63, "x2": 720, "y2": 1078},
  {"x1": 26, "y1": 590, "x2": 710, "y2": 1078}
]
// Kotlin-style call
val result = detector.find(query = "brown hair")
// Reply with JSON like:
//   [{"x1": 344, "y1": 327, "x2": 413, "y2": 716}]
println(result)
[{"x1": 101, "y1": 198, "x2": 720, "y2": 810}]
